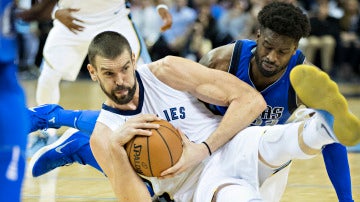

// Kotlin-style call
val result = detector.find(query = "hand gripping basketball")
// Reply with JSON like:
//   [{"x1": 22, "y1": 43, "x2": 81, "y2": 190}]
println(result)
[{"x1": 125, "y1": 119, "x2": 183, "y2": 177}]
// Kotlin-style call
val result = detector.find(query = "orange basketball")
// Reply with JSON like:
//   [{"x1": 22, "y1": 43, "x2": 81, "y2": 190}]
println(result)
[{"x1": 125, "y1": 119, "x2": 183, "y2": 177}]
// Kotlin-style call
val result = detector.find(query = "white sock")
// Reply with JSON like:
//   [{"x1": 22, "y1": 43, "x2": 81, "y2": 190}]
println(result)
[
  {"x1": 259, "y1": 122, "x2": 318, "y2": 167},
  {"x1": 36, "y1": 62, "x2": 62, "y2": 104},
  {"x1": 302, "y1": 115, "x2": 335, "y2": 149}
]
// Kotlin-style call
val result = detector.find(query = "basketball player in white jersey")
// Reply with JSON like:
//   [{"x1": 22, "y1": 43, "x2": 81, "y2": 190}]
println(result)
[
  {"x1": 32, "y1": 0, "x2": 171, "y2": 105},
  {"x1": 18, "y1": 0, "x2": 172, "y2": 150},
  {"x1": 88, "y1": 31, "x2": 359, "y2": 201}
]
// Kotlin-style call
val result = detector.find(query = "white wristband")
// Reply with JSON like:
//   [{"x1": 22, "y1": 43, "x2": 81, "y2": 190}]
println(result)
[{"x1": 156, "y1": 4, "x2": 168, "y2": 11}]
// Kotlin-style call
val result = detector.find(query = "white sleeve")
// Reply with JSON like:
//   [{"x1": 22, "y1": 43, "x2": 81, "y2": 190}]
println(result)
[{"x1": 97, "y1": 109, "x2": 127, "y2": 132}]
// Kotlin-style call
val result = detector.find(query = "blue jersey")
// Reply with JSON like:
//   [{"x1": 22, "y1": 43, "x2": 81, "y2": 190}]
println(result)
[
  {"x1": 212, "y1": 40, "x2": 305, "y2": 126},
  {"x1": 209, "y1": 40, "x2": 352, "y2": 201},
  {"x1": 1, "y1": 1, "x2": 29, "y2": 201},
  {"x1": 0, "y1": 0, "x2": 16, "y2": 63}
]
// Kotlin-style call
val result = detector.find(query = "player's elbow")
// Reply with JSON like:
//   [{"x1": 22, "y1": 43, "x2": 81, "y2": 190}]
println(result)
[
  {"x1": 255, "y1": 92, "x2": 267, "y2": 112},
  {"x1": 246, "y1": 90, "x2": 267, "y2": 113}
]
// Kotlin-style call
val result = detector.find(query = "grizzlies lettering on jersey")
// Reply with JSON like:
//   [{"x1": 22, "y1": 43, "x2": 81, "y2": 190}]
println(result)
[{"x1": 212, "y1": 40, "x2": 305, "y2": 126}]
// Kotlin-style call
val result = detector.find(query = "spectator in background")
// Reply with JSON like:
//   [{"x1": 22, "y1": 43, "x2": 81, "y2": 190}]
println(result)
[
  {"x1": 217, "y1": 0, "x2": 256, "y2": 41},
  {"x1": 131, "y1": 0, "x2": 163, "y2": 51},
  {"x1": 15, "y1": 0, "x2": 55, "y2": 70},
  {"x1": 183, "y1": 20, "x2": 213, "y2": 61},
  {"x1": 191, "y1": 0, "x2": 234, "y2": 48},
  {"x1": 337, "y1": 0, "x2": 360, "y2": 80},
  {"x1": 208, "y1": 0, "x2": 227, "y2": 20},
  {"x1": 175, "y1": 0, "x2": 234, "y2": 61},
  {"x1": 300, "y1": 0, "x2": 340, "y2": 74},
  {"x1": 150, "y1": 0, "x2": 197, "y2": 60},
  {"x1": 15, "y1": 0, "x2": 40, "y2": 79}
]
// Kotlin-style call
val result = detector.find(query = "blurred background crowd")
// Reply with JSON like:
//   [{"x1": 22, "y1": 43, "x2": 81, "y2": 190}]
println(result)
[{"x1": 15, "y1": 0, "x2": 360, "y2": 82}]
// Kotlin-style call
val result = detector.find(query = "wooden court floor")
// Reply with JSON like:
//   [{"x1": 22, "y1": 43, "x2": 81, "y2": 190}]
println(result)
[{"x1": 20, "y1": 79, "x2": 360, "y2": 202}]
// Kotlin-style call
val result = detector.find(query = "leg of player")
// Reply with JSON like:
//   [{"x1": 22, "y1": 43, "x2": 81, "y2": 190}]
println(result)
[
  {"x1": 28, "y1": 105, "x2": 102, "y2": 177},
  {"x1": 259, "y1": 109, "x2": 337, "y2": 169},
  {"x1": 213, "y1": 183, "x2": 262, "y2": 202},
  {"x1": 290, "y1": 65, "x2": 357, "y2": 202},
  {"x1": 322, "y1": 143, "x2": 354, "y2": 202},
  {"x1": 29, "y1": 104, "x2": 100, "y2": 135},
  {"x1": 27, "y1": 62, "x2": 62, "y2": 155},
  {"x1": 290, "y1": 64, "x2": 360, "y2": 146},
  {"x1": 28, "y1": 61, "x2": 63, "y2": 151},
  {"x1": 259, "y1": 101, "x2": 359, "y2": 168},
  {"x1": 36, "y1": 62, "x2": 62, "y2": 105},
  {"x1": 29, "y1": 128, "x2": 100, "y2": 177}
]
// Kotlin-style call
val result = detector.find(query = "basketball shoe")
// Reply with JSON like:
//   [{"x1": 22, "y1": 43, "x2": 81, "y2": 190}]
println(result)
[
  {"x1": 26, "y1": 130, "x2": 59, "y2": 158},
  {"x1": 28, "y1": 104, "x2": 63, "y2": 132},
  {"x1": 29, "y1": 128, "x2": 95, "y2": 177},
  {"x1": 290, "y1": 65, "x2": 360, "y2": 146}
]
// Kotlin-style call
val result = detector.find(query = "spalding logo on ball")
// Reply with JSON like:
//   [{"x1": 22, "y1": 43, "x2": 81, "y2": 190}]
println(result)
[{"x1": 125, "y1": 119, "x2": 183, "y2": 177}]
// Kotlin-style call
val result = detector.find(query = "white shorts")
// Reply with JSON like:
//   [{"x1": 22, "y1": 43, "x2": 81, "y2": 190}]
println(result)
[
  {"x1": 193, "y1": 126, "x2": 265, "y2": 202},
  {"x1": 148, "y1": 126, "x2": 267, "y2": 202},
  {"x1": 42, "y1": 9, "x2": 142, "y2": 81}
]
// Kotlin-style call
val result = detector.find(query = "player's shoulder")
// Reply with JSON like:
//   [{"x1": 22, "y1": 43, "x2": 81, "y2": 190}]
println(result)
[
  {"x1": 208, "y1": 43, "x2": 235, "y2": 61},
  {"x1": 199, "y1": 43, "x2": 234, "y2": 71}
]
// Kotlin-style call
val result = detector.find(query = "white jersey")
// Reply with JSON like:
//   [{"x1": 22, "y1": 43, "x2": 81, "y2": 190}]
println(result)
[
  {"x1": 97, "y1": 65, "x2": 264, "y2": 201},
  {"x1": 98, "y1": 64, "x2": 222, "y2": 144}
]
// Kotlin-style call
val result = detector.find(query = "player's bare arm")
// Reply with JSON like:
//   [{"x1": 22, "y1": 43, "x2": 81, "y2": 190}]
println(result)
[
  {"x1": 198, "y1": 43, "x2": 235, "y2": 72},
  {"x1": 90, "y1": 114, "x2": 160, "y2": 201},
  {"x1": 149, "y1": 56, "x2": 266, "y2": 177}
]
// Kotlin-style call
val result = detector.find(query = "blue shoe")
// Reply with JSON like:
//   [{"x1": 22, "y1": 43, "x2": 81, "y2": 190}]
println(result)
[
  {"x1": 29, "y1": 128, "x2": 89, "y2": 177},
  {"x1": 26, "y1": 131, "x2": 49, "y2": 158},
  {"x1": 28, "y1": 104, "x2": 63, "y2": 132}
]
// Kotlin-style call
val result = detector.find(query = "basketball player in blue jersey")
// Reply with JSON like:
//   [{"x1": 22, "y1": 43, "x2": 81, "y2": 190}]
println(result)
[
  {"x1": 30, "y1": 30, "x2": 360, "y2": 201},
  {"x1": 27, "y1": 2, "x2": 359, "y2": 201},
  {"x1": 198, "y1": 3, "x2": 354, "y2": 201},
  {"x1": 0, "y1": 1, "x2": 30, "y2": 201}
]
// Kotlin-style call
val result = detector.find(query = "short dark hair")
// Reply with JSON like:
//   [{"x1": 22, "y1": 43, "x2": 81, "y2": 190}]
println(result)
[
  {"x1": 88, "y1": 31, "x2": 132, "y2": 67},
  {"x1": 258, "y1": 2, "x2": 310, "y2": 41}
]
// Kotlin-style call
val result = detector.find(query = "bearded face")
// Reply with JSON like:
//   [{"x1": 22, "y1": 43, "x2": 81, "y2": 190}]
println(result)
[{"x1": 99, "y1": 72, "x2": 137, "y2": 105}]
